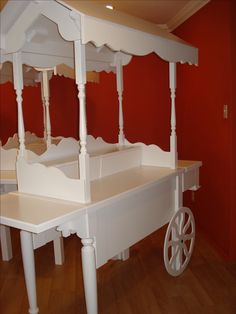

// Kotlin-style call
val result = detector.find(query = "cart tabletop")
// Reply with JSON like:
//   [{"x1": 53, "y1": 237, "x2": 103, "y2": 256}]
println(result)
[{"x1": 0, "y1": 165, "x2": 182, "y2": 233}]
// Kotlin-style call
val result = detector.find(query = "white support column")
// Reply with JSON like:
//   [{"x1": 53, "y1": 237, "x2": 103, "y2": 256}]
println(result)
[
  {"x1": 53, "y1": 236, "x2": 65, "y2": 265},
  {"x1": 0, "y1": 225, "x2": 13, "y2": 261},
  {"x1": 169, "y1": 62, "x2": 178, "y2": 169},
  {"x1": 20, "y1": 231, "x2": 39, "y2": 314},
  {"x1": 13, "y1": 52, "x2": 25, "y2": 158},
  {"x1": 40, "y1": 73, "x2": 47, "y2": 141},
  {"x1": 74, "y1": 40, "x2": 91, "y2": 203},
  {"x1": 81, "y1": 238, "x2": 98, "y2": 314},
  {"x1": 42, "y1": 70, "x2": 51, "y2": 147},
  {"x1": 116, "y1": 56, "x2": 125, "y2": 145}
]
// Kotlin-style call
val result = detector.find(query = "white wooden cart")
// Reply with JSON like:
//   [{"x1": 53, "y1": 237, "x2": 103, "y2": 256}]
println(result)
[
  {"x1": 0, "y1": 63, "x2": 80, "y2": 172},
  {"x1": 0, "y1": 65, "x2": 76, "y2": 263},
  {"x1": 0, "y1": 63, "x2": 84, "y2": 263},
  {"x1": 0, "y1": 1, "x2": 201, "y2": 314},
  {"x1": 0, "y1": 62, "x2": 99, "y2": 172}
]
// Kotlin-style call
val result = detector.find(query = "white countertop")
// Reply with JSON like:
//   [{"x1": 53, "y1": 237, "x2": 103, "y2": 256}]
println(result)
[
  {"x1": 0, "y1": 165, "x2": 180, "y2": 233},
  {"x1": 0, "y1": 161, "x2": 202, "y2": 234},
  {"x1": 0, "y1": 192, "x2": 85, "y2": 233}
]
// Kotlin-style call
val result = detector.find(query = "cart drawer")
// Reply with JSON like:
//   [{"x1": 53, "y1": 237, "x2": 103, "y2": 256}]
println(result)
[
  {"x1": 178, "y1": 160, "x2": 202, "y2": 192},
  {"x1": 182, "y1": 167, "x2": 200, "y2": 191}
]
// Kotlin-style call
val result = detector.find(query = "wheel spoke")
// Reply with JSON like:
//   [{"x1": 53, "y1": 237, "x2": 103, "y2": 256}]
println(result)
[
  {"x1": 183, "y1": 215, "x2": 192, "y2": 234},
  {"x1": 167, "y1": 240, "x2": 179, "y2": 248},
  {"x1": 182, "y1": 243, "x2": 191, "y2": 258},
  {"x1": 179, "y1": 246, "x2": 183, "y2": 267},
  {"x1": 183, "y1": 232, "x2": 194, "y2": 241},
  {"x1": 170, "y1": 246, "x2": 181, "y2": 266},
  {"x1": 171, "y1": 221, "x2": 181, "y2": 239},
  {"x1": 164, "y1": 207, "x2": 195, "y2": 276},
  {"x1": 172, "y1": 245, "x2": 183, "y2": 270},
  {"x1": 179, "y1": 212, "x2": 185, "y2": 232}
]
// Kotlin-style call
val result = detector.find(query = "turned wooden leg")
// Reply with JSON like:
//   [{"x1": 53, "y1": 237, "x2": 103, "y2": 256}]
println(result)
[
  {"x1": 0, "y1": 225, "x2": 13, "y2": 261},
  {"x1": 53, "y1": 236, "x2": 65, "y2": 265},
  {"x1": 20, "y1": 230, "x2": 39, "y2": 314},
  {"x1": 81, "y1": 238, "x2": 98, "y2": 314}
]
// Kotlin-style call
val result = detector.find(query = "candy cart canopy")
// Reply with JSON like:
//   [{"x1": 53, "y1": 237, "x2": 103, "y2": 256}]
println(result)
[
  {"x1": 0, "y1": 0, "x2": 198, "y2": 71},
  {"x1": 0, "y1": 62, "x2": 42, "y2": 86},
  {"x1": 0, "y1": 0, "x2": 200, "y2": 205}
]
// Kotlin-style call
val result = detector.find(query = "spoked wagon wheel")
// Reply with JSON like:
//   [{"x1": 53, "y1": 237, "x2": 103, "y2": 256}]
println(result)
[{"x1": 164, "y1": 207, "x2": 195, "y2": 276}]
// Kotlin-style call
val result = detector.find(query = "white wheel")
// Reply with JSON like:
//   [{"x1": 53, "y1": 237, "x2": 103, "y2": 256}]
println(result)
[{"x1": 164, "y1": 207, "x2": 195, "y2": 276}]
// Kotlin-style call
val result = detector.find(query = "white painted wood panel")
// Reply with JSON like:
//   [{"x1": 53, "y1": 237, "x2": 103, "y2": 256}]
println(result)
[{"x1": 92, "y1": 177, "x2": 176, "y2": 267}]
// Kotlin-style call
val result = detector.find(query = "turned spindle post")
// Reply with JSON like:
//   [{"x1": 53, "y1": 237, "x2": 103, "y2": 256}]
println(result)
[
  {"x1": 74, "y1": 40, "x2": 91, "y2": 202},
  {"x1": 40, "y1": 72, "x2": 47, "y2": 141},
  {"x1": 42, "y1": 70, "x2": 52, "y2": 147},
  {"x1": 116, "y1": 55, "x2": 125, "y2": 145},
  {"x1": 169, "y1": 62, "x2": 177, "y2": 169},
  {"x1": 13, "y1": 52, "x2": 25, "y2": 158}
]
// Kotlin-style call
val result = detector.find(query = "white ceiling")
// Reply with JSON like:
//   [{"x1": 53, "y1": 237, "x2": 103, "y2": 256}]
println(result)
[{"x1": 88, "y1": 0, "x2": 210, "y2": 31}]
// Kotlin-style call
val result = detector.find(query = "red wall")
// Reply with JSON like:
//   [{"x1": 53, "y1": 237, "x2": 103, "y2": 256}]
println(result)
[
  {"x1": 0, "y1": 0, "x2": 235, "y2": 260},
  {"x1": 0, "y1": 76, "x2": 79, "y2": 143},
  {"x1": 174, "y1": 0, "x2": 235, "y2": 260},
  {"x1": 229, "y1": 0, "x2": 236, "y2": 261},
  {"x1": 0, "y1": 82, "x2": 43, "y2": 143},
  {"x1": 86, "y1": 53, "x2": 170, "y2": 149},
  {"x1": 1, "y1": 54, "x2": 170, "y2": 149},
  {"x1": 49, "y1": 76, "x2": 79, "y2": 139},
  {"x1": 0, "y1": 82, "x2": 17, "y2": 143}
]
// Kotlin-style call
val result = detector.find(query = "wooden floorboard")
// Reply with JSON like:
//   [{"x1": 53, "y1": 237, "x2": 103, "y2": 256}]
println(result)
[{"x1": 0, "y1": 227, "x2": 235, "y2": 314}]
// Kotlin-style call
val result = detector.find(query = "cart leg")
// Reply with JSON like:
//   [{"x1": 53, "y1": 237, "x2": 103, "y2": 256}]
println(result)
[
  {"x1": 81, "y1": 238, "x2": 98, "y2": 314},
  {"x1": 53, "y1": 236, "x2": 64, "y2": 265},
  {"x1": 0, "y1": 225, "x2": 13, "y2": 261},
  {"x1": 20, "y1": 230, "x2": 39, "y2": 314}
]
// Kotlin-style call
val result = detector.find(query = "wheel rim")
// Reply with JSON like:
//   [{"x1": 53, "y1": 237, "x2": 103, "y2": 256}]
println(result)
[{"x1": 164, "y1": 207, "x2": 195, "y2": 276}]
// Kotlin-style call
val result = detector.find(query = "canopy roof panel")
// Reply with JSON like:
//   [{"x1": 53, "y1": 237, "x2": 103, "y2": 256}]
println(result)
[
  {"x1": 58, "y1": 0, "x2": 198, "y2": 64},
  {"x1": 0, "y1": 0, "x2": 198, "y2": 68},
  {"x1": 58, "y1": 0, "x2": 187, "y2": 45}
]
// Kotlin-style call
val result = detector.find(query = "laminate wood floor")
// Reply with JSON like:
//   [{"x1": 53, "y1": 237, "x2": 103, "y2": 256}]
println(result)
[{"x1": 0, "y1": 227, "x2": 235, "y2": 314}]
